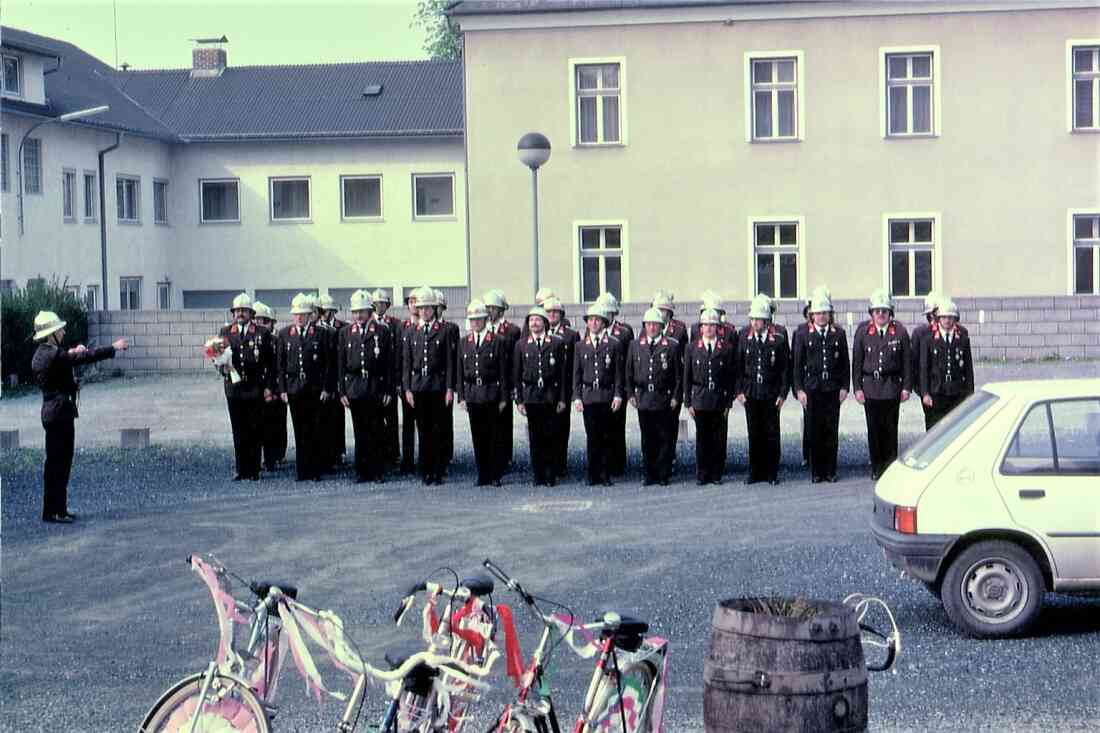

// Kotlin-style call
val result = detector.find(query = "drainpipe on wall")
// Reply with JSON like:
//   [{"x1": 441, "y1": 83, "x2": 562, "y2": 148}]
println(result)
[
  {"x1": 460, "y1": 47, "x2": 473, "y2": 304},
  {"x1": 97, "y1": 132, "x2": 122, "y2": 311}
]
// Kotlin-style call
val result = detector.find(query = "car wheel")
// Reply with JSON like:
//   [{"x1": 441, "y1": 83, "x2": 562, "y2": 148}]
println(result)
[{"x1": 940, "y1": 540, "x2": 1045, "y2": 638}]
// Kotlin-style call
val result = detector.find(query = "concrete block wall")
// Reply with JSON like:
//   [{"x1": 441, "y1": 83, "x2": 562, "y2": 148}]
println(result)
[{"x1": 88, "y1": 295, "x2": 1100, "y2": 373}]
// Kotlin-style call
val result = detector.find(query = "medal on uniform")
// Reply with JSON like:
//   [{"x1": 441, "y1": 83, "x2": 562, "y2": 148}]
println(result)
[
  {"x1": 605, "y1": 353, "x2": 611, "y2": 367},
  {"x1": 770, "y1": 352, "x2": 776, "y2": 365},
  {"x1": 253, "y1": 346, "x2": 260, "y2": 359},
  {"x1": 374, "y1": 345, "x2": 380, "y2": 357},
  {"x1": 549, "y1": 356, "x2": 556, "y2": 366}
]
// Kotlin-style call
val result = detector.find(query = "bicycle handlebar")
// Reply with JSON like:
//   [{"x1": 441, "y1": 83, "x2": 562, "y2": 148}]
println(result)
[{"x1": 482, "y1": 558, "x2": 534, "y2": 605}]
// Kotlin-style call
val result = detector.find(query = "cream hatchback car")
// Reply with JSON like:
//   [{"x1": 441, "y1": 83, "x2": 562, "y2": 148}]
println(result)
[{"x1": 872, "y1": 379, "x2": 1100, "y2": 638}]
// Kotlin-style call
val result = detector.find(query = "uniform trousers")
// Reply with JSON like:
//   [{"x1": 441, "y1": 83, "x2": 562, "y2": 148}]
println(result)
[
  {"x1": 926, "y1": 393, "x2": 967, "y2": 430},
  {"x1": 693, "y1": 409, "x2": 727, "y2": 483},
  {"x1": 640, "y1": 408, "x2": 676, "y2": 482},
  {"x1": 551, "y1": 410, "x2": 571, "y2": 477},
  {"x1": 413, "y1": 391, "x2": 448, "y2": 481},
  {"x1": 262, "y1": 398, "x2": 288, "y2": 470},
  {"x1": 227, "y1": 396, "x2": 264, "y2": 479},
  {"x1": 323, "y1": 400, "x2": 347, "y2": 468},
  {"x1": 384, "y1": 396, "x2": 401, "y2": 464},
  {"x1": 288, "y1": 395, "x2": 323, "y2": 480},
  {"x1": 524, "y1": 403, "x2": 557, "y2": 485},
  {"x1": 745, "y1": 398, "x2": 781, "y2": 482},
  {"x1": 921, "y1": 400, "x2": 934, "y2": 431},
  {"x1": 581, "y1": 402, "x2": 614, "y2": 483},
  {"x1": 444, "y1": 402, "x2": 455, "y2": 465},
  {"x1": 349, "y1": 397, "x2": 386, "y2": 481},
  {"x1": 496, "y1": 404, "x2": 515, "y2": 472},
  {"x1": 864, "y1": 398, "x2": 901, "y2": 477},
  {"x1": 467, "y1": 402, "x2": 502, "y2": 484},
  {"x1": 608, "y1": 405, "x2": 628, "y2": 476},
  {"x1": 801, "y1": 408, "x2": 811, "y2": 464},
  {"x1": 806, "y1": 391, "x2": 841, "y2": 480},
  {"x1": 42, "y1": 418, "x2": 75, "y2": 518},
  {"x1": 401, "y1": 397, "x2": 417, "y2": 473}
]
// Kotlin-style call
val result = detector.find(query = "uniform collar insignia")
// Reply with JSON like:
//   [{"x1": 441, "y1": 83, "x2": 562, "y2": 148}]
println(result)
[
  {"x1": 485, "y1": 332, "x2": 493, "y2": 342},
  {"x1": 290, "y1": 326, "x2": 298, "y2": 336},
  {"x1": 640, "y1": 336, "x2": 648, "y2": 345},
  {"x1": 352, "y1": 323, "x2": 361, "y2": 333},
  {"x1": 433, "y1": 321, "x2": 441, "y2": 332},
  {"x1": 660, "y1": 337, "x2": 668, "y2": 345},
  {"x1": 231, "y1": 324, "x2": 239, "y2": 334}
]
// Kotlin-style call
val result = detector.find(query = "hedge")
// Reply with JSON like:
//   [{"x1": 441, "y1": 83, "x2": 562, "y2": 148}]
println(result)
[{"x1": 2, "y1": 278, "x2": 89, "y2": 386}]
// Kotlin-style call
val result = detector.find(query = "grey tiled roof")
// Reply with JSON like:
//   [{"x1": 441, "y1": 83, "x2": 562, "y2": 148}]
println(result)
[
  {"x1": 447, "y1": 0, "x2": 828, "y2": 15},
  {"x1": 1, "y1": 25, "x2": 463, "y2": 141}
]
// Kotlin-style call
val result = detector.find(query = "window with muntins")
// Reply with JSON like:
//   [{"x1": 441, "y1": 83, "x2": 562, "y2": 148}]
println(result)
[
  {"x1": 754, "y1": 222, "x2": 799, "y2": 298},
  {"x1": 1073, "y1": 46, "x2": 1100, "y2": 130},
  {"x1": 579, "y1": 225, "x2": 623, "y2": 302},
  {"x1": 201, "y1": 179, "x2": 240, "y2": 222},
  {"x1": 1073, "y1": 214, "x2": 1100, "y2": 295},
  {"x1": 62, "y1": 170, "x2": 75, "y2": 220},
  {"x1": 888, "y1": 218, "x2": 934, "y2": 297},
  {"x1": 3, "y1": 55, "x2": 21, "y2": 94},
  {"x1": 886, "y1": 53, "x2": 934, "y2": 135},
  {"x1": 117, "y1": 176, "x2": 140, "y2": 222},
  {"x1": 1, "y1": 133, "x2": 8, "y2": 190},
  {"x1": 120, "y1": 277, "x2": 142, "y2": 310},
  {"x1": 751, "y1": 58, "x2": 798, "y2": 140},
  {"x1": 83, "y1": 172, "x2": 97, "y2": 220},
  {"x1": 576, "y1": 63, "x2": 622, "y2": 145},
  {"x1": 23, "y1": 138, "x2": 41, "y2": 194}
]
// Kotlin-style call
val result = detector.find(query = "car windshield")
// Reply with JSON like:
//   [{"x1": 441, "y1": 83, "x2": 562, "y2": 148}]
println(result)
[{"x1": 900, "y1": 390, "x2": 1000, "y2": 470}]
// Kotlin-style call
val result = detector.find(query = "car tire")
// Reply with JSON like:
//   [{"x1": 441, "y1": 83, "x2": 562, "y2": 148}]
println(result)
[{"x1": 940, "y1": 540, "x2": 1045, "y2": 639}]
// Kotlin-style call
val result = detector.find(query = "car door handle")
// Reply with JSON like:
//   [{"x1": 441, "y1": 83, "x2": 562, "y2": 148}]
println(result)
[{"x1": 1019, "y1": 489, "x2": 1046, "y2": 499}]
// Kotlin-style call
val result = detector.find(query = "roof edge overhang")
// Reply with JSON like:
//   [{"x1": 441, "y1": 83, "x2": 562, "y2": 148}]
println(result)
[
  {"x1": 1, "y1": 106, "x2": 182, "y2": 142},
  {"x1": 177, "y1": 130, "x2": 464, "y2": 143},
  {"x1": 0, "y1": 39, "x2": 62, "y2": 61}
]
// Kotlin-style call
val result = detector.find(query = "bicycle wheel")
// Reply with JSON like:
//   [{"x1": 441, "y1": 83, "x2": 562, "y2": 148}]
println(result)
[
  {"x1": 586, "y1": 662, "x2": 657, "y2": 733},
  {"x1": 140, "y1": 672, "x2": 270, "y2": 733}
]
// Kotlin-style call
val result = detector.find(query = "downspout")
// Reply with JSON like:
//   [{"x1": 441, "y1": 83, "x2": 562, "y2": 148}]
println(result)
[
  {"x1": 460, "y1": 38, "x2": 473, "y2": 304},
  {"x1": 98, "y1": 132, "x2": 122, "y2": 311}
]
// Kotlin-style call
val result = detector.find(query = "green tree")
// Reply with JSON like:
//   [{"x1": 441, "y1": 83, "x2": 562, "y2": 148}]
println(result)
[{"x1": 412, "y1": 0, "x2": 463, "y2": 60}]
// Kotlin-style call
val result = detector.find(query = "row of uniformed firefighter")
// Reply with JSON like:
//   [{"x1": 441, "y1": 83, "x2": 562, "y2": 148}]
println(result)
[{"x1": 212, "y1": 284, "x2": 972, "y2": 487}]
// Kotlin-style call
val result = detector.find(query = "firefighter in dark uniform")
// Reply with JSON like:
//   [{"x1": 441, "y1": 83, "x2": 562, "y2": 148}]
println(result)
[
  {"x1": 398, "y1": 290, "x2": 421, "y2": 474},
  {"x1": 31, "y1": 310, "x2": 128, "y2": 522},
  {"x1": 852, "y1": 289, "x2": 911, "y2": 480},
  {"x1": 435, "y1": 289, "x2": 460, "y2": 469},
  {"x1": 920, "y1": 298, "x2": 974, "y2": 429},
  {"x1": 217, "y1": 293, "x2": 276, "y2": 482},
  {"x1": 596, "y1": 292, "x2": 634, "y2": 476},
  {"x1": 253, "y1": 301, "x2": 288, "y2": 472},
  {"x1": 790, "y1": 296, "x2": 815, "y2": 468},
  {"x1": 525, "y1": 287, "x2": 573, "y2": 333},
  {"x1": 338, "y1": 290, "x2": 393, "y2": 484},
  {"x1": 514, "y1": 306, "x2": 568, "y2": 486},
  {"x1": 793, "y1": 292, "x2": 850, "y2": 483},
  {"x1": 652, "y1": 291, "x2": 688, "y2": 460},
  {"x1": 628, "y1": 307, "x2": 683, "y2": 485},
  {"x1": 545, "y1": 296, "x2": 578, "y2": 479},
  {"x1": 403, "y1": 286, "x2": 456, "y2": 485},
  {"x1": 684, "y1": 308, "x2": 736, "y2": 485},
  {"x1": 736, "y1": 295, "x2": 790, "y2": 485},
  {"x1": 315, "y1": 293, "x2": 347, "y2": 472},
  {"x1": 458, "y1": 300, "x2": 512, "y2": 486},
  {"x1": 911, "y1": 291, "x2": 942, "y2": 430},
  {"x1": 372, "y1": 288, "x2": 402, "y2": 466},
  {"x1": 573, "y1": 303, "x2": 625, "y2": 486},
  {"x1": 278, "y1": 293, "x2": 334, "y2": 482},
  {"x1": 689, "y1": 291, "x2": 735, "y2": 345},
  {"x1": 485, "y1": 289, "x2": 521, "y2": 473}
]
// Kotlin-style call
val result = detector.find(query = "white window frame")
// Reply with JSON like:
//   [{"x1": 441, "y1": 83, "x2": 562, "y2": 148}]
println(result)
[
  {"x1": 23, "y1": 137, "x2": 42, "y2": 194},
  {"x1": 116, "y1": 174, "x2": 141, "y2": 223},
  {"x1": 1067, "y1": 208, "x2": 1100, "y2": 295},
  {"x1": 879, "y1": 46, "x2": 941, "y2": 138},
  {"x1": 340, "y1": 174, "x2": 384, "y2": 221},
  {"x1": 1067, "y1": 39, "x2": 1100, "y2": 133},
  {"x1": 84, "y1": 285, "x2": 98, "y2": 311},
  {"x1": 269, "y1": 176, "x2": 312, "y2": 223},
  {"x1": 153, "y1": 178, "x2": 169, "y2": 225},
  {"x1": 411, "y1": 172, "x2": 456, "y2": 220},
  {"x1": 119, "y1": 276, "x2": 142, "y2": 311},
  {"x1": 65, "y1": 284, "x2": 81, "y2": 299},
  {"x1": 157, "y1": 281, "x2": 172, "y2": 310},
  {"x1": 62, "y1": 168, "x2": 76, "y2": 222},
  {"x1": 199, "y1": 178, "x2": 241, "y2": 224},
  {"x1": 882, "y1": 212, "x2": 942, "y2": 299},
  {"x1": 82, "y1": 170, "x2": 97, "y2": 222},
  {"x1": 745, "y1": 216, "x2": 806, "y2": 299},
  {"x1": 744, "y1": 50, "x2": 805, "y2": 143},
  {"x1": 571, "y1": 219, "x2": 631, "y2": 303},
  {"x1": 2, "y1": 54, "x2": 22, "y2": 96},
  {"x1": 568, "y1": 56, "x2": 628, "y2": 147}
]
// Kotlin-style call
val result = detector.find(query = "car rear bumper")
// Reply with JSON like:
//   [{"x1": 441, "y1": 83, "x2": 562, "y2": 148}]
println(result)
[{"x1": 871, "y1": 497, "x2": 959, "y2": 584}]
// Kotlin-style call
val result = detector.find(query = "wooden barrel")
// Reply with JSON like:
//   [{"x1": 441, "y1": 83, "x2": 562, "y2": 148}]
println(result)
[{"x1": 703, "y1": 598, "x2": 868, "y2": 733}]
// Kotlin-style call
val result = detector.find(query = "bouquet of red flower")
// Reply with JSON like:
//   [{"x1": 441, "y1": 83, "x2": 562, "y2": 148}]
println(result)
[{"x1": 204, "y1": 336, "x2": 240, "y2": 383}]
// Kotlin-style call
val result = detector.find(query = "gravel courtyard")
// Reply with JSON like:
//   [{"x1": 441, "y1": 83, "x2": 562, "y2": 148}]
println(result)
[{"x1": 2, "y1": 361, "x2": 1098, "y2": 732}]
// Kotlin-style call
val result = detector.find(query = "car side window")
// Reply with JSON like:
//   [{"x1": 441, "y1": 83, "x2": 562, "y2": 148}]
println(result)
[
  {"x1": 1002, "y1": 404, "x2": 1055, "y2": 475},
  {"x1": 1049, "y1": 399, "x2": 1100, "y2": 476}
]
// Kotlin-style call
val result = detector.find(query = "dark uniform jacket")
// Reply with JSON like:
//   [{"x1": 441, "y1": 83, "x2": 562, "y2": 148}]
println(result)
[
  {"x1": 32, "y1": 343, "x2": 116, "y2": 423},
  {"x1": 218, "y1": 321, "x2": 276, "y2": 400},
  {"x1": 573, "y1": 331, "x2": 625, "y2": 405},
  {"x1": 663, "y1": 319, "x2": 689, "y2": 343},
  {"x1": 610, "y1": 320, "x2": 635, "y2": 347},
  {"x1": 513, "y1": 334, "x2": 568, "y2": 405},
  {"x1": 458, "y1": 329, "x2": 511, "y2": 404},
  {"x1": 278, "y1": 323, "x2": 334, "y2": 398},
  {"x1": 492, "y1": 319, "x2": 522, "y2": 347},
  {"x1": 793, "y1": 324, "x2": 851, "y2": 395},
  {"x1": 627, "y1": 335, "x2": 683, "y2": 410},
  {"x1": 398, "y1": 318, "x2": 418, "y2": 394},
  {"x1": 683, "y1": 338, "x2": 736, "y2": 411},
  {"x1": 337, "y1": 319, "x2": 392, "y2": 400},
  {"x1": 920, "y1": 324, "x2": 975, "y2": 398},
  {"x1": 548, "y1": 324, "x2": 580, "y2": 402},
  {"x1": 852, "y1": 320, "x2": 911, "y2": 400},
  {"x1": 909, "y1": 322, "x2": 934, "y2": 396},
  {"x1": 736, "y1": 327, "x2": 790, "y2": 402},
  {"x1": 403, "y1": 319, "x2": 457, "y2": 393}
]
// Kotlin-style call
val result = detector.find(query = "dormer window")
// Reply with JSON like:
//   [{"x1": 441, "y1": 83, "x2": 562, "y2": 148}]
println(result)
[{"x1": 3, "y1": 55, "x2": 21, "y2": 95}]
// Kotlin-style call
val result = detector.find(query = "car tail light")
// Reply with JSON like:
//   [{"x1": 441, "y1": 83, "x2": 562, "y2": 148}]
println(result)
[{"x1": 894, "y1": 506, "x2": 917, "y2": 534}]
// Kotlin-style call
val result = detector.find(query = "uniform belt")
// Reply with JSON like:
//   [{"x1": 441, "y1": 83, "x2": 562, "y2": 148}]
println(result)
[
  {"x1": 465, "y1": 377, "x2": 497, "y2": 386},
  {"x1": 865, "y1": 369, "x2": 899, "y2": 380}
]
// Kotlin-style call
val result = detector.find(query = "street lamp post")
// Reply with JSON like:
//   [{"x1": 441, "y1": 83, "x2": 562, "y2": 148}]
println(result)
[
  {"x1": 17, "y1": 105, "x2": 110, "y2": 236},
  {"x1": 517, "y1": 132, "x2": 551, "y2": 301}
]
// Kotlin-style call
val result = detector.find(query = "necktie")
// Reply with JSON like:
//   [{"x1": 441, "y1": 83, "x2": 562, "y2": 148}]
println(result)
[
  {"x1": 707, "y1": 342, "x2": 713, "y2": 356},
  {"x1": 476, "y1": 332, "x2": 482, "y2": 349}
]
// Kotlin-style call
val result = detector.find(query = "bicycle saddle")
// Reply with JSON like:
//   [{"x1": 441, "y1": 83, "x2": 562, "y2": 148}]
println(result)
[
  {"x1": 598, "y1": 612, "x2": 649, "y2": 637},
  {"x1": 461, "y1": 573, "x2": 495, "y2": 597},
  {"x1": 252, "y1": 581, "x2": 299, "y2": 601}
]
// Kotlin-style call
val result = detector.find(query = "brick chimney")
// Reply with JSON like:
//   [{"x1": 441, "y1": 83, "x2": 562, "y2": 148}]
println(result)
[{"x1": 191, "y1": 36, "x2": 228, "y2": 78}]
